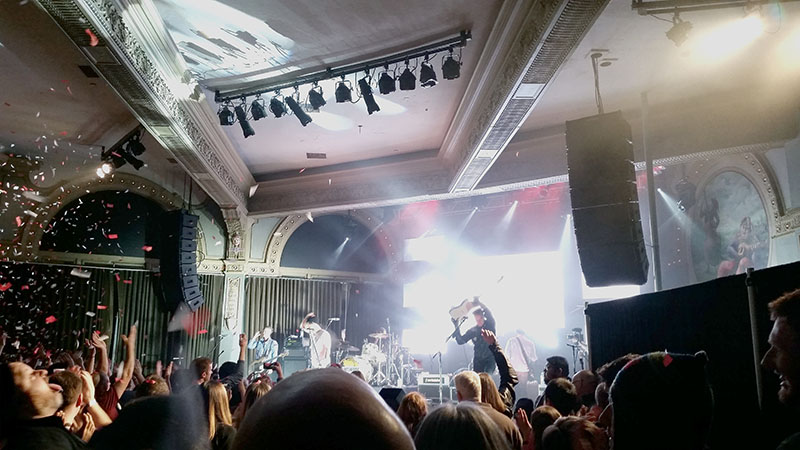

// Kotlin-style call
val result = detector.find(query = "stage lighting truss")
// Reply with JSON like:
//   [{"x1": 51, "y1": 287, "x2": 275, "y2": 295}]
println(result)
[{"x1": 212, "y1": 30, "x2": 472, "y2": 133}]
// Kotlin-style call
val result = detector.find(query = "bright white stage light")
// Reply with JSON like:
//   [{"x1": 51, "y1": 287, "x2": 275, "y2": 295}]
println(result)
[
  {"x1": 404, "y1": 235, "x2": 449, "y2": 263},
  {"x1": 582, "y1": 275, "x2": 641, "y2": 301},
  {"x1": 693, "y1": 13, "x2": 764, "y2": 62}
]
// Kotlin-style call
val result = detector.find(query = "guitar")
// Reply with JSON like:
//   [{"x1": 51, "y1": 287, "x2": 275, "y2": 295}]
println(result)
[{"x1": 449, "y1": 298, "x2": 478, "y2": 320}]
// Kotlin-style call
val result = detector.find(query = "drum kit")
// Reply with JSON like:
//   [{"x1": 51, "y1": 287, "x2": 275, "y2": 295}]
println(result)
[{"x1": 338, "y1": 331, "x2": 419, "y2": 387}]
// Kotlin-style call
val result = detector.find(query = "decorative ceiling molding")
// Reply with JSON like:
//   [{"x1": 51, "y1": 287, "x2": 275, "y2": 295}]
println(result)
[
  {"x1": 444, "y1": 0, "x2": 611, "y2": 192},
  {"x1": 37, "y1": 0, "x2": 251, "y2": 210}
]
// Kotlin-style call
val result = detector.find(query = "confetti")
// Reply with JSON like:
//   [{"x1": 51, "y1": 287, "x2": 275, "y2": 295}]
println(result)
[
  {"x1": 123, "y1": 279, "x2": 132, "y2": 284},
  {"x1": 23, "y1": 210, "x2": 38, "y2": 218},
  {"x1": 0, "y1": 282, "x2": 11, "y2": 291},
  {"x1": 85, "y1": 312, "x2": 96, "y2": 317},
  {"x1": 22, "y1": 192, "x2": 46, "y2": 202},
  {"x1": 197, "y1": 329, "x2": 208, "y2": 335},
  {"x1": 107, "y1": 234, "x2": 118, "y2": 239},
  {"x1": 45, "y1": 315, "x2": 57, "y2": 324},
  {"x1": 70, "y1": 268, "x2": 91, "y2": 279},
  {"x1": 142, "y1": 245, "x2": 152, "y2": 252},
  {"x1": 85, "y1": 29, "x2": 99, "y2": 46},
  {"x1": 299, "y1": 168, "x2": 306, "y2": 174},
  {"x1": 249, "y1": 185, "x2": 258, "y2": 197},
  {"x1": 306, "y1": 211, "x2": 314, "y2": 222},
  {"x1": 15, "y1": 216, "x2": 22, "y2": 227},
  {"x1": 663, "y1": 354, "x2": 673, "y2": 367},
  {"x1": 21, "y1": 285, "x2": 29, "y2": 290},
  {"x1": 114, "y1": 273, "x2": 120, "y2": 282},
  {"x1": 97, "y1": 305, "x2": 108, "y2": 310}
]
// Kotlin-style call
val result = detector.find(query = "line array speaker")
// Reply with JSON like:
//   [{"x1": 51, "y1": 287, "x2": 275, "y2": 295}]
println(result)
[
  {"x1": 161, "y1": 210, "x2": 204, "y2": 311},
  {"x1": 566, "y1": 111, "x2": 649, "y2": 287}
]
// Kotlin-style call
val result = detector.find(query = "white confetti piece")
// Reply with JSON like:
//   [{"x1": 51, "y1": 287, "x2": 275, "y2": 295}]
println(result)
[{"x1": 70, "y1": 268, "x2": 91, "y2": 279}]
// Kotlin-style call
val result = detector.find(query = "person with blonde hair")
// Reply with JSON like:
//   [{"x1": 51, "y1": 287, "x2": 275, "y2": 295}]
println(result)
[
  {"x1": 479, "y1": 373, "x2": 505, "y2": 415},
  {"x1": 454, "y1": 370, "x2": 522, "y2": 450},
  {"x1": 205, "y1": 380, "x2": 236, "y2": 450},
  {"x1": 396, "y1": 391, "x2": 428, "y2": 437},
  {"x1": 233, "y1": 379, "x2": 271, "y2": 429}
]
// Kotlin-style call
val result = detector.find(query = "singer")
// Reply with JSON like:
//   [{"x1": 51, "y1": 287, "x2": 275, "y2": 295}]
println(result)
[
  {"x1": 300, "y1": 312, "x2": 331, "y2": 368},
  {"x1": 451, "y1": 297, "x2": 497, "y2": 374},
  {"x1": 248, "y1": 326, "x2": 279, "y2": 366}
]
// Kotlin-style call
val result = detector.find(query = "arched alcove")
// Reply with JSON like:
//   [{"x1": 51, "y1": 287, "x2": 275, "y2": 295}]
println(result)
[
  {"x1": 40, "y1": 191, "x2": 165, "y2": 258},
  {"x1": 281, "y1": 214, "x2": 389, "y2": 273}
]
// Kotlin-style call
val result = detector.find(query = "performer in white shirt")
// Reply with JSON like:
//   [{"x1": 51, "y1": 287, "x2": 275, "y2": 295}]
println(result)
[
  {"x1": 300, "y1": 312, "x2": 331, "y2": 368},
  {"x1": 505, "y1": 329, "x2": 538, "y2": 399}
]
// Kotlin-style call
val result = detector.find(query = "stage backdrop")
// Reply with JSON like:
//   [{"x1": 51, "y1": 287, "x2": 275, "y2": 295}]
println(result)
[{"x1": 585, "y1": 259, "x2": 800, "y2": 449}]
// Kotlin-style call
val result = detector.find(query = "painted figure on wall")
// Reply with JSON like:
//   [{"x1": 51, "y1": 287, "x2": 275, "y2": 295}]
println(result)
[{"x1": 717, "y1": 216, "x2": 766, "y2": 277}]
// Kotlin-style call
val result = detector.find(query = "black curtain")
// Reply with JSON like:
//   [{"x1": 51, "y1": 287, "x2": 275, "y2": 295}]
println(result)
[
  {"x1": 585, "y1": 260, "x2": 800, "y2": 449},
  {"x1": 345, "y1": 282, "x2": 403, "y2": 348}
]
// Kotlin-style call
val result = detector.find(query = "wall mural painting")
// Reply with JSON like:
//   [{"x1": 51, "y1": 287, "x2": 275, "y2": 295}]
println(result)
[{"x1": 691, "y1": 171, "x2": 769, "y2": 282}]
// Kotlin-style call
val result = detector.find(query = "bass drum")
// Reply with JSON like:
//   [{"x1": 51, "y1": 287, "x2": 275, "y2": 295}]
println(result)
[
  {"x1": 341, "y1": 356, "x2": 373, "y2": 382},
  {"x1": 362, "y1": 342, "x2": 387, "y2": 364}
]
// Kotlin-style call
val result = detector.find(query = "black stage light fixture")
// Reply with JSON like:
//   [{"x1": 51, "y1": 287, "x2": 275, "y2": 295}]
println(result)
[
  {"x1": 108, "y1": 152, "x2": 126, "y2": 169},
  {"x1": 378, "y1": 65, "x2": 396, "y2": 95},
  {"x1": 234, "y1": 103, "x2": 255, "y2": 138},
  {"x1": 308, "y1": 83, "x2": 326, "y2": 110},
  {"x1": 269, "y1": 93, "x2": 286, "y2": 118},
  {"x1": 218, "y1": 103, "x2": 235, "y2": 126},
  {"x1": 286, "y1": 94, "x2": 312, "y2": 126},
  {"x1": 399, "y1": 60, "x2": 416, "y2": 91},
  {"x1": 666, "y1": 13, "x2": 692, "y2": 47},
  {"x1": 442, "y1": 48, "x2": 461, "y2": 80},
  {"x1": 122, "y1": 146, "x2": 144, "y2": 170},
  {"x1": 335, "y1": 76, "x2": 353, "y2": 103},
  {"x1": 358, "y1": 75, "x2": 380, "y2": 115},
  {"x1": 420, "y1": 56, "x2": 437, "y2": 88},
  {"x1": 127, "y1": 131, "x2": 146, "y2": 156},
  {"x1": 251, "y1": 96, "x2": 267, "y2": 120}
]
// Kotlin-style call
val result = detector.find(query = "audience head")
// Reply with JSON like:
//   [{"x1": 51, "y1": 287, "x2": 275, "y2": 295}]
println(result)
[
  {"x1": 609, "y1": 351, "x2": 712, "y2": 450},
  {"x1": 218, "y1": 361, "x2": 238, "y2": 380},
  {"x1": 763, "y1": 288, "x2": 800, "y2": 406},
  {"x1": 49, "y1": 370, "x2": 83, "y2": 424},
  {"x1": 134, "y1": 375, "x2": 170, "y2": 399},
  {"x1": 544, "y1": 356, "x2": 569, "y2": 383},
  {"x1": 414, "y1": 402, "x2": 511, "y2": 450},
  {"x1": 594, "y1": 383, "x2": 609, "y2": 410},
  {"x1": 544, "y1": 378, "x2": 578, "y2": 416},
  {"x1": 513, "y1": 398, "x2": 534, "y2": 420},
  {"x1": 596, "y1": 353, "x2": 638, "y2": 385},
  {"x1": 191, "y1": 357, "x2": 213, "y2": 384},
  {"x1": 479, "y1": 372, "x2": 505, "y2": 413},
  {"x1": 541, "y1": 416, "x2": 608, "y2": 450},
  {"x1": 572, "y1": 370, "x2": 599, "y2": 408},
  {"x1": 169, "y1": 369, "x2": 195, "y2": 394},
  {"x1": 396, "y1": 391, "x2": 428, "y2": 437},
  {"x1": 454, "y1": 371, "x2": 482, "y2": 403},
  {"x1": 351, "y1": 370, "x2": 366, "y2": 382},
  {"x1": 90, "y1": 394, "x2": 208, "y2": 450},
  {"x1": 2, "y1": 362, "x2": 64, "y2": 421},
  {"x1": 233, "y1": 368, "x2": 413, "y2": 450},
  {"x1": 473, "y1": 310, "x2": 486, "y2": 327},
  {"x1": 235, "y1": 379, "x2": 271, "y2": 428},
  {"x1": 531, "y1": 406, "x2": 561, "y2": 450},
  {"x1": 204, "y1": 380, "x2": 232, "y2": 439}
]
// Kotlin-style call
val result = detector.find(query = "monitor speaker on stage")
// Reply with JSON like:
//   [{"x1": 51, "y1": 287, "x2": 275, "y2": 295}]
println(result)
[
  {"x1": 566, "y1": 111, "x2": 649, "y2": 287},
  {"x1": 160, "y1": 210, "x2": 205, "y2": 312}
]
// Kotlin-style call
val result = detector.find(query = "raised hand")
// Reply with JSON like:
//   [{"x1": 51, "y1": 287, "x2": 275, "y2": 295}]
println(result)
[
  {"x1": 481, "y1": 329, "x2": 498, "y2": 346},
  {"x1": 155, "y1": 360, "x2": 163, "y2": 378},
  {"x1": 79, "y1": 370, "x2": 96, "y2": 403},
  {"x1": 239, "y1": 333, "x2": 247, "y2": 347},
  {"x1": 120, "y1": 324, "x2": 137, "y2": 346},
  {"x1": 515, "y1": 408, "x2": 533, "y2": 444},
  {"x1": 91, "y1": 333, "x2": 107, "y2": 351},
  {"x1": 79, "y1": 412, "x2": 95, "y2": 441}
]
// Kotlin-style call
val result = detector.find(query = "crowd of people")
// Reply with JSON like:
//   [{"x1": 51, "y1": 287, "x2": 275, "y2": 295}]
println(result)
[{"x1": 1, "y1": 287, "x2": 799, "y2": 450}]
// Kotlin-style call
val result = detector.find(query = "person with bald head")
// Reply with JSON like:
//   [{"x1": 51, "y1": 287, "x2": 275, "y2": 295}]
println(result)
[
  {"x1": 1, "y1": 361, "x2": 88, "y2": 449},
  {"x1": 233, "y1": 368, "x2": 414, "y2": 450},
  {"x1": 572, "y1": 369, "x2": 599, "y2": 419}
]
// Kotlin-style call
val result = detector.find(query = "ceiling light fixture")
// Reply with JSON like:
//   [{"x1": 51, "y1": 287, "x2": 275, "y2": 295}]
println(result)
[
  {"x1": 399, "y1": 60, "x2": 416, "y2": 91},
  {"x1": 441, "y1": 48, "x2": 461, "y2": 80},
  {"x1": 378, "y1": 64, "x2": 396, "y2": 95},
  {"x1": 666, "y1": 12, "x2": 693, "y2": 47},
  {"x1": 269, "y1": 92, "x2": 286, "y2": 118},
  {"x1": 286, "y1": 87, "x2": 312, "y2": 126},
  {"x1": 218, "y1": 102, "x2": 235, "y2": 126},
  {"x1": 234, "y1": 99, "x2": 255, "y2": 138},
  {"x1": 308, "y1": 83, "x2": 326, "y2": 110},
  {"x1": 358, "y1": 72, "x2": 380, "y2": 115},
  {"x1": 251, "y1": 95, "x2": 267, "y2": 120},
  {"x1": 419, "y1": 55, "x2": 437, "y2": 88},
  {"x1": 335, "y1": 76, "x2": 353, "y2": 103}
]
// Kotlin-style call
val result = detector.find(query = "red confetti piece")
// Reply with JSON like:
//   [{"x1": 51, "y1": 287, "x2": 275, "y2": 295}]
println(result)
[
  {"x1": 33, "y1": 347, "x2": 39, "y2": 355},
  {"x1": 45, "y1": 315, "x2": 57, "y2": 324},
  {"x1": 123, "y1": 280, "x2": 132, "y2": 284},
  {"x1": 15, "y1": 216, "x2": 21, "y2": 227},
  {"x1": 106, "y1": 203, "x2": 114, "y2": 208},
  {"x1": 21, "y1": 285, "x2": 29, "y2": 290},
  {"x1": 97, "y1": 305, "x2": 107, "y2": 310},
  {"x1": 142, "y1": 245, "x2": 152, "y2": 252},
  {"x1": 85, "y1": 29, "x2": 99, "y2": 46},
  {"x1": 115, "y1": 273, "x2": 120, "y2": 282},
  {"x1": 60, "y1": 131, "x2": 68, "y2": 136},
  {"x1": 663, "y1": 354, "x2": 673, "y2": 367},
  {"x1": 107, "y1": 234, "x2": 118, "y2": 239},
  {"x1": 197, "y1": 329, "x2": 208, "y2": 335},
  {"x1": 0, "y1": 282, "x2": 11, "y2": 291}
]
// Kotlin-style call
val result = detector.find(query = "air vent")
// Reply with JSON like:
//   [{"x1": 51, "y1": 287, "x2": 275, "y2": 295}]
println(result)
[
  {"x1": 78, "y1": 65, "x2": 99, "y2": 78},
  {"x1": 306, "y1": 153, "x2": 327, "y2": 159}
]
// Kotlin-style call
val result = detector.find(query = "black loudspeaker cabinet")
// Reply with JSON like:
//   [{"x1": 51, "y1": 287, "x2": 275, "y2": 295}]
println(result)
[
  {"x1": 378, "y1": 387, "x2": 406, "y2": 412},
  {"x1": 161, "y1": 210, "x2": 205, "y2": 312},
  {"x1": 566, "y1": 111, "x2": 649, "y2": 287}
]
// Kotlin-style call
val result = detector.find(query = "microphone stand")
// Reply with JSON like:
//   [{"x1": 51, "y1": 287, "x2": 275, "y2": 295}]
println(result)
[
  {"x1": 445, "y1": 317, "x2": 467, "y2": 343},
  {"x1": 433, "y1": 351, "x2": 444, "y2": 404}
]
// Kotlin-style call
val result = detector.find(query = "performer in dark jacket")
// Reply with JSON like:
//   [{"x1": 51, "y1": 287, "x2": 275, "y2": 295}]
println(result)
[{"x1": 452, "y1": 297, "x2": 497, "y2": 374}]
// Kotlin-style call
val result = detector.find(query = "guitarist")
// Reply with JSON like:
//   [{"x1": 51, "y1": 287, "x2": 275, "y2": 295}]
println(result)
[
  {"x1": 505, "y1": 330, "x2": 538, "y2": 398},
  {"x1": 248, "y1": 326, "x2": 279, "y2": 368},
  {"x1": 452, "y1": 297, "x2": 497, "y2": 374}
]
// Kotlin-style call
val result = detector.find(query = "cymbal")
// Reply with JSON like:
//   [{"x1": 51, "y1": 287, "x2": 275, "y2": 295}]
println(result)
[
  {"x1": 369, "y1": 332, "x2": 390, "y2": 339},
  {"x1": 342, "y1": 345, "x2": 360, "y2": 352}
]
